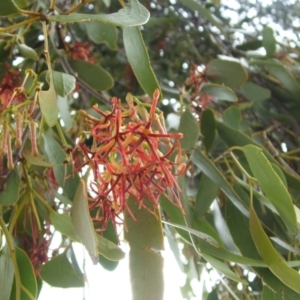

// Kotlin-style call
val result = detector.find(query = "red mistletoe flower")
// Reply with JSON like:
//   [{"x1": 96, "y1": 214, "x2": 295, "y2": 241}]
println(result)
[
  {"x1": 75, "y1": 90, "x2": 185, "y2": 230},
  {"x1": 0, "y1": 63, "x2": 26, "y2": 111}
]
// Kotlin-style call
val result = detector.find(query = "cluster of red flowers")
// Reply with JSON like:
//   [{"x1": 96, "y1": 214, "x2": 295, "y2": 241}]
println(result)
[
  {"x1": 76, "y1": 90, "x2": 185, "y2": 230},
  {"x1": 0, "y1": 63, "x2": 26, "y2": 111}
]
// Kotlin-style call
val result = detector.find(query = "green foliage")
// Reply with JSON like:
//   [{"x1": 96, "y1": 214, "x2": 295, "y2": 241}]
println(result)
[{"x1": 1, "y1": 0, "x2": 300, "y2": 299}]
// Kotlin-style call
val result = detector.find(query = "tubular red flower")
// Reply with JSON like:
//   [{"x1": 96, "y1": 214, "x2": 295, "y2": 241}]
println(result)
[{"x1": 75, "y1": 89, "x2": 185, "y2": 230}]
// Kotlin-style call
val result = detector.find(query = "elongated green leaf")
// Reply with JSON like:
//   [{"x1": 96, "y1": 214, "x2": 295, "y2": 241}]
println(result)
[
  {"x1": 0, "y1": 168, "x2": 20, "y2": 205},
  {"x1": 198, "y1": 239, "x2": 265, "y2": 267},
  {"x1": 250, "y1": 204, "x2": 300, "y2": 293},
  {"x1": 205, "y1": 59, "x2": 248, "y2": 89},
  {"x1": 202, "y1": 253, "x2": 247, "y2": 283},
  {"x1": 262, "y1": 286, "x2": 282, "y2": 300},
  {"x1": 50, "y1": 211, "x2": 125, "y2": 261},
  {"x1": 125, "y1": 198, "x2": 164, "y2": 300},
  {"x1": 243, "y1": 145, "x2": 297, "y2": 235},
  {"x1": 52, "y1": 71, "x2": 76, "y2": 97},
  {"x1": 84, "y1": 22, "x2": 118, "y2": 50},
  {"x1": 191, "y1": 148, "x2": 248, "y2": 216},
  {"x1": 178, "y1": 109, "x2": 199, "y2": 150},
  {"x1": 226, "y1": 200, "x2": 261, "y2": 260},
  {"x1": 200, "y1": 83, "x2": 238, "y2": 102},
  {"x1": 49, "y1": 0, "x2": 150, "y2": 27},
  {"x1": 195, "y1": 173, "x2": 218, "y2": 218},
  {"x1": 72, "y1": 180, "x2": 98, "y2": 264},
  {"x1": 200, "y1": 108, "x2": 216, "y2": 153},
  {"x1": 262, "y1": 27, "x2": 276, "y2": 57},
  {"x1": 160, "y1": 194, "x2": 191, "y2": 242},
  {"x1": 39, "y1": 252, "x2": 84, "y2": 288},
  {"x1": 69, "y1": 60, "x2": 113, "y2": 91},
  {"x1": 123, "y1": 26, "x2": 161, "y2": 98},
  {"x1": 39, "y1": 79, "x2": 58, "y2": 127},
  {"x1": 57, "y1": 95, "x2": 73, "y2": 129},
  {"x1": 9, "y1": 247, "x2": 37, "y2": 300},
  {"x1": 216, "y1": 121, "x2": 300, "y2": 191},
  {"x1": 163, "y1": 221, "x2": 219, "y2": 247},
  {"x1": 0, "y1": 244, "x2": 14, "y2": 300}
]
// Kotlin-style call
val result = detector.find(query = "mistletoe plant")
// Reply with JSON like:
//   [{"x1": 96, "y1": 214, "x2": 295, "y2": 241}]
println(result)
[{"x1": 1, "y1": 0, "x2": 300, "y2": 300}]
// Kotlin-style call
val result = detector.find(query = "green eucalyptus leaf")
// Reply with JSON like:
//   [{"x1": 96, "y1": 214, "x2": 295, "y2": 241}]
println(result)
[
  {"x1": 262, "y1": 26, "x2": 276, "y2": 57},
  {"x1": 178, "y1": 108, "x2": 199, "y2": 150},
  {"x1": 200, "y1": 83, "x2": 238, "y2": 102},
  {"x1": 9, "y1": 247, "x2": 37, "y2": 300},
  {"x1": 0, "y1": 168, "x2": 20, "y2": 205},
  {"x1": 71, "y1": 180, "x2": 98, "y2": 264},
  {"x1": 39, "y1": 252, "x2": 84, "y2": 288},
  {"x1": 200, "y1": 108, "x2": 216, "y2": 153},
  {"x1": 191, "y1": 148, "x2": 248, "y2": 216},
  {"x1": 17, "y1": 43, "x2": 38, "y2": 61},
  {"x1": 69, "y1": 60, "x2": 113, "y2": 91},
  {"x1": 125, "y1": 197, "x2": 164, "y2": 300},
  {"x1": 84, "y1": 22, "x2": 118, "y2": 50},
  {"x1": 194, "y1": 173, "x2": 218, "y2": 218},
  {"x1": 205, "y1": 59, "x2": 248, "y2": 88},
  {"x1": 242, "y1": 145, "x2": 297, "y2": 235},
  {"x1": 49, "y1": 0, "x2": 150, "y2": 27},
  {"x1": 250, "y1": 203, "x2": 300, "y2": 293},
  {"x1": 52, "y1": 71, "x2": 76, "y2": 97},
  {"x1": 0, "y1": 244, "x2": 14, "y2": 300},
  {"x1": 123, "y1": 26, "x2": 161, "y2": 98},
  {"x1": 202, "y1": 253, "x2": 247, "y2": 283}
]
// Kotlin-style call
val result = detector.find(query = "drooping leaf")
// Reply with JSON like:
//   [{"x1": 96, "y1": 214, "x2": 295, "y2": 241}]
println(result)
[
  {"x1": 250, "y1": 203, "x2": 300, "y2": 293},
  {"x1": 125, "y1": 197, "x2": 164, "y2": 300},
  {"x1": 191, "y1": 148, "x2": 248, "y2": 216},
  {"x1": 17, "y1": 43, "x2": 39, "y2": 61},
  {"x1": 262, "y1": 26, "x2": 276, "y2": 57},
  {"x1": 0, "y1": 244, "x2": 14, "y2": 300},
  {"x1": 200, "y1": 83, "x2": 238, "y2": 102},
  {"x1": 0, "y1": 168, "x2": 20, "y2": 205},
  {"x1": 71, "y1": 180, "x2": 98, "y2": 264},
  {"x1": 163, "y1": 221, "x2": 219, "y2": 247},
  {"x1": 84, "y1": 22, "x2": 118, "y2": 50},
  {"x1": 39, "y1": 79, "x2": 58, "y2": 127},
  {"x1": 205, "y1": 59, "x2": 248, "y2": 89},
  {"x1": 39, "y1": 252, "x2": 84, "y2": 288},
  {"x1": 49, "y1": 0, "x2": 150, "y2": 27},
  {"x1": 9, "y1": 247, "x2": 37, "y2": 300},
  {"x1": 178, "y1": 108, "x2": 199, "y2": 150},
  {"x1": 52, "y1": 71, "x2": 76, "y2": 97},
  {"x1": 202, "y1": 253, "x2": 247, "y2": 283},
  {"x1": 194, "y1": 173, "x2": 218, "y2": 218},
  {"x1": 123, "y1": 26, "x2": 161, "y2": 98},
  {"x1": 242, "y1": 145, "x2": 297, "y2": 235},
  {"x1": 200, "y1": 108, "x2": 216, "y2": 153}
]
